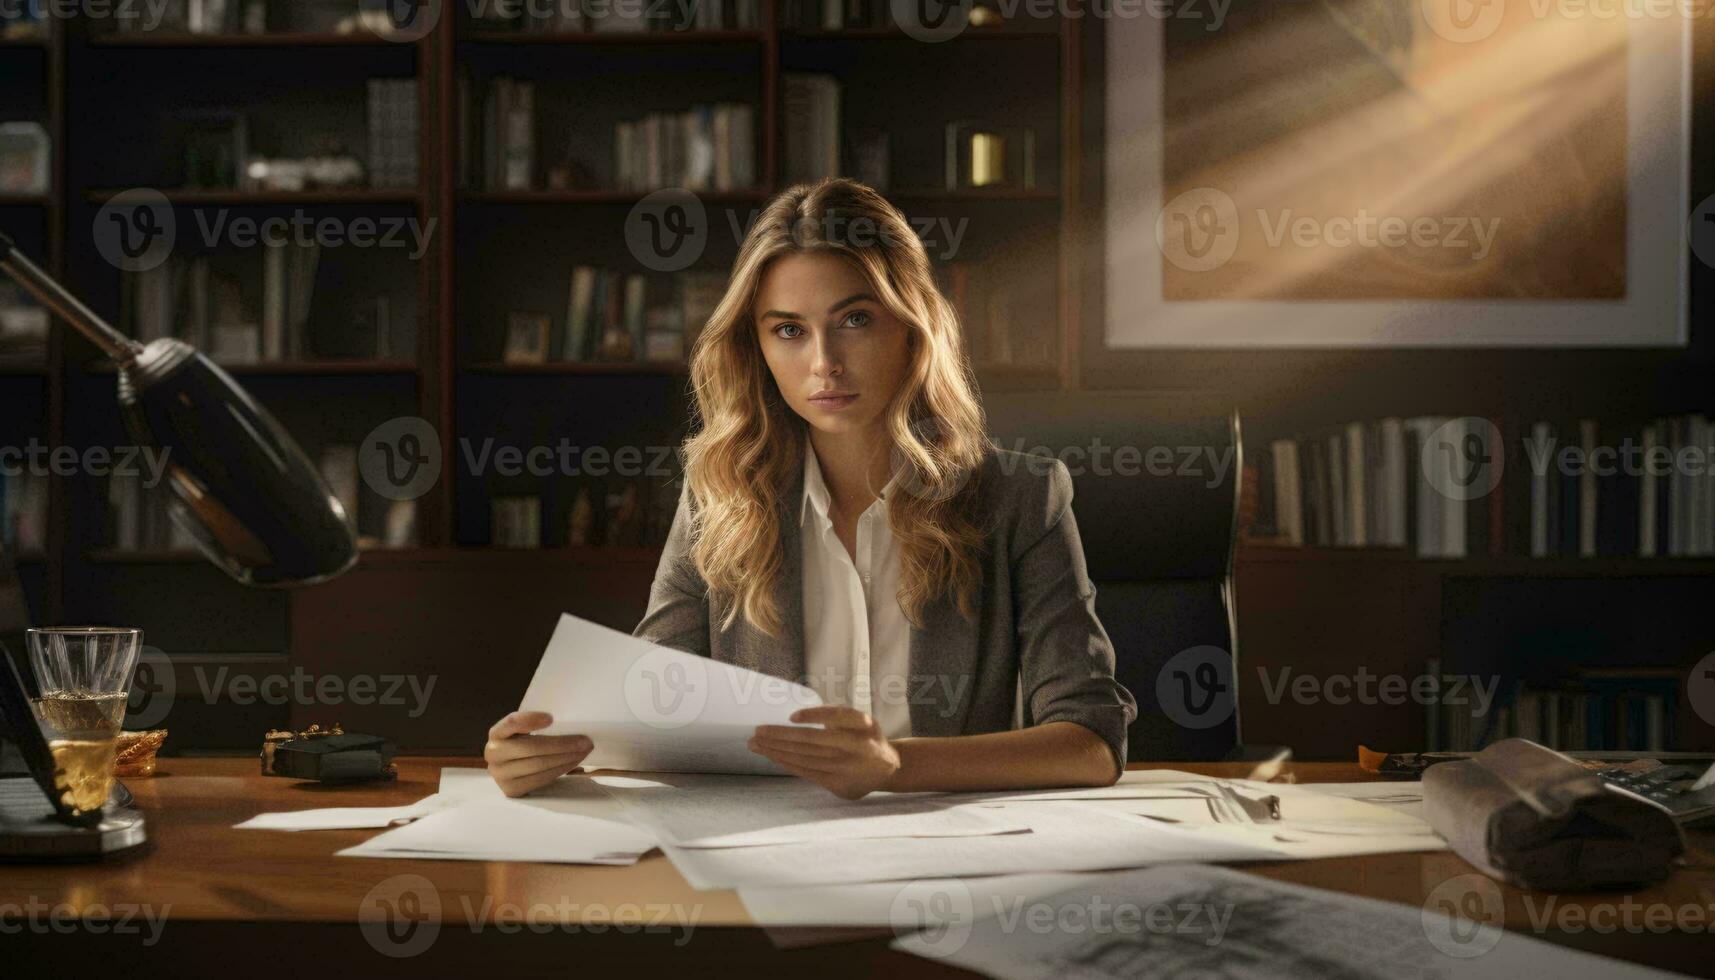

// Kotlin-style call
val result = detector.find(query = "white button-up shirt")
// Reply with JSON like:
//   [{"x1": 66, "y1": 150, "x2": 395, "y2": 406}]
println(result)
[{"x1": 800, "y1": 442, "x2": 912, "y2": 739}]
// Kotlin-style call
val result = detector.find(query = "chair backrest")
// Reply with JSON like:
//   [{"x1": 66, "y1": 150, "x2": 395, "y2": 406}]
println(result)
[{"x1": 983, "y1": 393, "x2": 1243, "y2": 761}]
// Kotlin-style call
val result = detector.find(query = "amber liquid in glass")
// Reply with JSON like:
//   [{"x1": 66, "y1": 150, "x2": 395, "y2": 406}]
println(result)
[{"x1": 29, "y1": 691, "x2": 127, "y2": 818}]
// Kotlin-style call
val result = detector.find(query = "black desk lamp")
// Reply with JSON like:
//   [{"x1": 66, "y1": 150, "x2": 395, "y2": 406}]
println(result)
[
  {"x1": 0, "y1": 231, "x2": 359, "y2": 858},
  {"x1": 0, "y1": 232, "x2": 358, "y2": 587}
]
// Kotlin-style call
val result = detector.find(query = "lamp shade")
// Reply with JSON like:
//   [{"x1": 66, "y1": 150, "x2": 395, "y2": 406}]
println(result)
[{"x1": 0, "y1": 233, "x2": 358, "y2": 588}]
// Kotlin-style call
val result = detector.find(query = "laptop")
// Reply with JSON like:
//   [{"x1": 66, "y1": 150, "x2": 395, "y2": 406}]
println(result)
[{"x1": 0, "y1": 640, "x2": 148, "y2": 860}]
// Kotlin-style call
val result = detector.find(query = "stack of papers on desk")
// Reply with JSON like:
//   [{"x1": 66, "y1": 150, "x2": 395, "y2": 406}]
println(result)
[
  {"x1": 234, "y1": 795, "x2": 451, "y2": 831},
  {"x1": 337, "y1": 801, "x2": 656, "y2": 865}
]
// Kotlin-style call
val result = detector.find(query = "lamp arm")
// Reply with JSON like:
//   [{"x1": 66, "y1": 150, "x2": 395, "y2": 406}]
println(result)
[{"x1": 0, "y1": 232, "x2": 142, "y2": 362}]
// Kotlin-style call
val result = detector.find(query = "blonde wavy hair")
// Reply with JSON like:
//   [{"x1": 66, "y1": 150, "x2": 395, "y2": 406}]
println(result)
[{"x1": 681, "y1": 178, "x2": 990, "y2": 637}]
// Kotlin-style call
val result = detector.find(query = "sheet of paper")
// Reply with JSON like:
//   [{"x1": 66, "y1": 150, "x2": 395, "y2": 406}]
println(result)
[
  {"x1": 517, "y1": 613, "x2": 823, "y2": 776},
  {"x1": 892, "y1": 864, "x2": 1675, "y2": 979},
  {"x1": 337, "y1": 800, "x2": 657, "y2": 865},
  {"x1": 434, "y1": 766, "x2": 657, "y2": 824},
  {"x1": 740, "y1": 872, "x2": 1099, "y2": 927},
  {"x1": 1290, "y1": 780, "x2": 1429, "y2": 822},
  {"x1": 233, "y1": 794, "x2": 448, "y2": 831},
  {"x1": 596, "y1": 773, "x2": 1033, "y2": 848},
  {"x1": 657, "y1": 803, "x2": 1288, "y2": 890}
]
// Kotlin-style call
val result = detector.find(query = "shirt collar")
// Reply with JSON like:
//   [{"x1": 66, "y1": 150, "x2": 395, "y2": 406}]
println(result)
[{"x1": 801, "y1": 442, "x2": 903, "y2": 525}]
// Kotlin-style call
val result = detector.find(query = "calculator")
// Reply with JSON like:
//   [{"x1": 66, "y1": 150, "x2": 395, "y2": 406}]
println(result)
[{"x1": 1597, "y1": 762, "x2": 1715, "y2": 825}]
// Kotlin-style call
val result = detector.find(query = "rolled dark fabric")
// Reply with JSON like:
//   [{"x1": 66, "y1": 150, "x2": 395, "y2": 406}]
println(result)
[{"x1": 1423, "y1": 738, "x2": 1685, "y2": 890}]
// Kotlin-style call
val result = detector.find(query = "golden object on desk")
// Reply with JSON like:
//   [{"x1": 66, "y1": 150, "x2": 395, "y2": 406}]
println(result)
[
  {"x1": 263, "y1": 722, "x2": 345, "y2": 743},
  {"x1": 114, "y1": 729, "x2": 168, "y2": 777}
]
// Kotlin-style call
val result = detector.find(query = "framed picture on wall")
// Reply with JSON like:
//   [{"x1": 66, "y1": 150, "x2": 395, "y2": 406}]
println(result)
[{"x1": 1104, "y1": 1, "x2": 1691, "y2": 347}]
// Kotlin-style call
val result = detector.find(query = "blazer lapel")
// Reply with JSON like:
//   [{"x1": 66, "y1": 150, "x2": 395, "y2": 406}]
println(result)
[
  {"x1": 907, "y1": 578, "x2": 981, "y2": 738},
  {"x1": 730, "y1": 466, "x2": 808, "y2": 684}
]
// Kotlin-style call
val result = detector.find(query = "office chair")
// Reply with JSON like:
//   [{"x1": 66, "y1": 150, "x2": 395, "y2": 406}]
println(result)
[{"x1": 983, "y1": 393, "x2": 1250, "y2": 762}]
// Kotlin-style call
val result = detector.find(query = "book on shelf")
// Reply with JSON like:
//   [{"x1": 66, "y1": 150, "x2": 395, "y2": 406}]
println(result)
[
  {"x1": 1260, "y1": 414, "x2": 1715, "y2": 559},
  {"x1": 945, "y1": 121, "x2": 1037, "y2": 192},
  {"x1": 560, "y1": 477, "x2": 682, "y2": 549},
  {"x1": 112, "y1": 0, "x2": 242, "y2": 34},
  {"x1": 1432, "y1": 671, "x2": 1677, "y2": 752},
  {"x1": 366, "y1": 78, "x2": 420, "y2": 190},
  {"x1": 0, "y1": 280, "x2": 48, "y2": 355},
  {"x1": 783, "y1": 73, "x2": 840, "y2": 185},
  {"x1": 105, "y1": 471, "x2": 198, "y2": 553},
  {"x1": 491, "y1": 496, "x2": 543, "y2": 549},
  {"x1": 555, "y1": 265, "x2": 719, "y2": 364},
  {"x1": 614, "y1": 103, "x2": 756, "y2": 193},
  {"x1": 477, "y1": 75, "x2": 537, "y2": 191},
  {"x1": 782, "y1": 0, "x2": 889, "y2": 29},
  {"x1": 318, "y1": 445, "x2": 360, "y2": 532},
  {"x1": 0, "y1": 469, "x2": 47, "y2": 556}
]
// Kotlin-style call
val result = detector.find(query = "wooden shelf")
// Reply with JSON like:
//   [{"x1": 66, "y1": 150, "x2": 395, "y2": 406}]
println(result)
[
  {"x1": 1236, "y1": 544, "x2": 1715, "y2": 577},
  {"x1": 357, "y1": 545, "x2": 664, "y2": 566},
  {"x1": 86, "y1": 31, "x2": 402, "y2": 48},
  {"x1": 0, "y1": 192, "x2": 50, "y2": 205},
  {"x1": 459, "y1": 188, "x2": 769, "y2": 205},
  {"x1": 0, "y1": 356, "x2": 48, "y2": 376},
  {"x1": 13, "y1": 552, "x2": 46, "y2": 563},
  {"x1": 0, "y1": 34, "x2": 48, "y2": 48},
  {"x1": 461, "y1": 29, "x2": 766, "y2": 45},
  {"x1": 84, "y1": 359, "x2": 419, "y2": 376},
  {"x1": 781, "y1": 27, "x2": 1061, "y2": 40},
  {"x1": 887, "y1": 187, "x2": 1060, "y2": 202},
  {"x1": 85, "y1": 188, "x2": 423, "y2": 206},
  {"x1": 468, "y1": 361, "x2": 688, "y2": 376}
]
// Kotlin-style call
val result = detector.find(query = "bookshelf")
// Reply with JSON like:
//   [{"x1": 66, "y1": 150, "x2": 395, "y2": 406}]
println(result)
[{"x1": 2, "y1": 4, "x2": 1083, "y2": 718}]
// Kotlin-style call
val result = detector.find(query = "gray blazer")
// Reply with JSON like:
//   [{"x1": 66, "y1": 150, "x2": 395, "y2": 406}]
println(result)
[{"x1": 633, "y1": 447, "x2": 1138, "y2": 765}]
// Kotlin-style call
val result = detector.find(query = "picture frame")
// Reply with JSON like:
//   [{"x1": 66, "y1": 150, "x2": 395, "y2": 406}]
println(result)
[
  {"x1": 1104, "y1": 8, "x2": 1691, "y2": 348},
  {"x1": 502, "y1": 311, "x2": 551, "y2": 364}
]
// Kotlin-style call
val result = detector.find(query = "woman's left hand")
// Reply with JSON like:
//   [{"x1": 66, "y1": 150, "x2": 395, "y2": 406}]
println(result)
[{"x1": 749, "y1": 706, "x2": 901, "y2": 800}]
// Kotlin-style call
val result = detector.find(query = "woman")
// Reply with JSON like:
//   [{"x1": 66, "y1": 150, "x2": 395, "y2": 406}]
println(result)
[{"x1": 487, "y1": 178, "x2": 1135, "y2": 800}]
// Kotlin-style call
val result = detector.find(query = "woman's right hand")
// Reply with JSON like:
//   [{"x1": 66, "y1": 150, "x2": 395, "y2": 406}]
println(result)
[{"x1": 483, "y1": 710, "x2": 593, "y2": 798}]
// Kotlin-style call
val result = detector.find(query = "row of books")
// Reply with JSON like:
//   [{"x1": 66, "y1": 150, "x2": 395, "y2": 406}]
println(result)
[
  {"x1": 615, "y1": 104, "x2": 758, "y2": 193},
  {"x1": 470, "y1": 0, "x2": 762, "y2": 32},
  {"x1": 106, "y1": 473, "x2": 199, "y2": 553},
  {"x1": 121, "y1": 243, "x2": 321, "y2": 362},
  {"x1": 1261, "y1": 416, "x2": 1715, "y2": 558},
  {"x1": 490, "y1": 478, "x2": 681, "y2": 549},
  {"x1": 110, "y1": 0, "x2": 257, "y2": 34},
  {"x1": 366, "y1": 79, "x2": 421, "y2": 190},
  {"x1": 781, "y1": 0, "x2": 937, "y2": 29},
  {"x1": 317, "y1": 445, "x2": 419, "y2": 549},
  {"x1": 783, "y1": 73, "x2": 841, "y2": 185},
  {"x1": 1, "y1": 470, "x2": 47, "y2": 557},
  {"x1": 1433, "y1": 674, "x2": 1676, "y2": 753},
  {"x1": 504, "y1": 266, "x2": 724, "y2": 364}
]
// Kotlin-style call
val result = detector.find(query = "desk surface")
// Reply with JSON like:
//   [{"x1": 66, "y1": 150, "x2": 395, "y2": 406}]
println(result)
[{"x1": 5, "y1": 757, "x2": 1714, "y2": 977}]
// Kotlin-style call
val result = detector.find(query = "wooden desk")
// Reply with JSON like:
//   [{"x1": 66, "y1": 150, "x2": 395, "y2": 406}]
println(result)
[{"x1": 5, "y1": 758, "x2": 1713, "y2": 977}]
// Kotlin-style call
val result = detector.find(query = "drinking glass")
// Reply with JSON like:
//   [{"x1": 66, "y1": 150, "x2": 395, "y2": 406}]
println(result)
[{"x1": 26, "y1": 626, "x2": 142, "y2": 819}]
